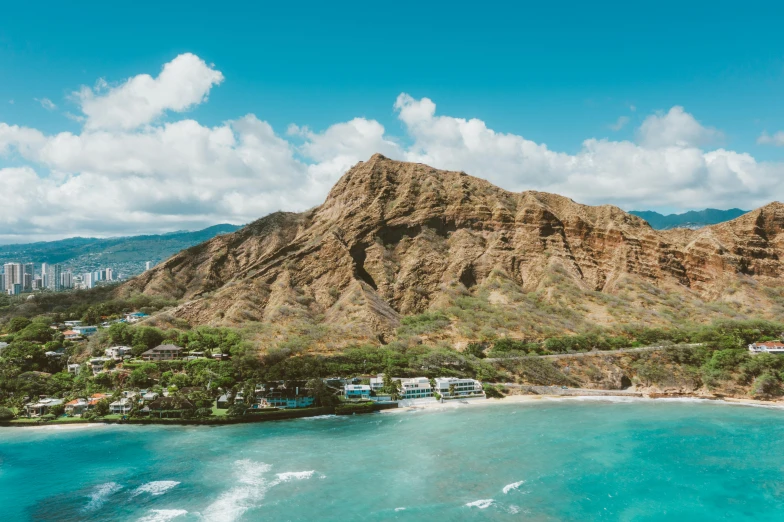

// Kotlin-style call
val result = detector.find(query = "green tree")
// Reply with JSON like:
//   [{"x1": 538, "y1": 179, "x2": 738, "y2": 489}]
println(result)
[
  {"x1": 15, "y1": 323, "x2": 54, "y2": 344},
  {"x1": 7, "y1": 317, "x2": 31, "y2": 333},
  {"x1": 307, "y1": 378, "x2": 338, "y2": 409},
  {"x1": 381, "y1": 372, "x2": 401, "y2": 399},
  {"x1": 93, "y1": 398, "x2": 110, "y2": 417},
  {"x1": 0, "y1": 407, "x2": 15, "y2": 421},
  {"x1": 132, "y1": 327, "x2": 164, "y2": 356},
  {"x1": 108, "y1": 322, "x2": 134, "y2": 346}
]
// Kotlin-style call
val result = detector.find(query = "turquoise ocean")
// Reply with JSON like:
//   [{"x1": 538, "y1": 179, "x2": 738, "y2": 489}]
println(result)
[{"x1": 1, "y1": 398, "x2": 784, "y2": 521}]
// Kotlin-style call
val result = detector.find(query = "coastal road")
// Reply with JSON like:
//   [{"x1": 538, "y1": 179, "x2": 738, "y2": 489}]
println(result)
[{"x1": 485, "y1": 343, "x2": 703, "y2": 363}]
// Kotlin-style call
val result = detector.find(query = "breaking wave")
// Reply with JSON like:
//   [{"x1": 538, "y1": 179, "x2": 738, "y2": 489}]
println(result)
[
  {"x1": 503, "y1": 480, "x2": 525, "y2": 494},
  {"x1": 137, "y1": 509, "x2": 188, "y2": 522},
  {"x1": 201, "y1": 460, "x2": 316, "y2": 522},
  {"x1": 84, "y1": 482, "x2": 123, "y2": 512},
  {"x1": 465, "y1": 499, "x2": 494, "y2": 509},
  {"x1": 131, "y1": 481, "x2": 180, "y2": 497}
]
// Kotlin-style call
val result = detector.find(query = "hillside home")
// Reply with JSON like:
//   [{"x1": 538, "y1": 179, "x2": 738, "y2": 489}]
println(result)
[
  {"x1": 141, "y1": 344, "x2": 183, "y2": 361},
  {"x1": 748, "y1": 341, "x2": 784, "y2": 354},
  {"x1": 63, "y1": 330, "x2": 81, "y2": 341},
  {"x1": 0, "y1": 342, "x2": 8, "y2": 353},
  {"x1": 105, "y1": 345, "x2": 133, "y2": 360},
  {"x1": 67, "y1": 363, "x2": 81, "y2": 375},
  {"x1": 433, "y1": 377, "x2": 485, "y2": 398},
  {"x1": 88, "y1": 357, "x2": 111, "y2": 375},
  {"x1": 63, "y1": 320, "x2": 82, "y2": 328},
  {"x1": 142, "y1": 391, "x2": 160, "y2": 402},
  {"x1": 73, "y1": 325, "x2": 98, "y2": 336},
  {"x1": 125, "y1": 312, "x2": 148, "y2": 323}
]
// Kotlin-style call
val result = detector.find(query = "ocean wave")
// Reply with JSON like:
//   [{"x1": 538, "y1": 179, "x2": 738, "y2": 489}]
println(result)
[
  {"x1": 84, "y1": 482, "x2": 123, "y2": 511},
  {"x1": 502, "y1": 480, "x2": 525, "y2": 494},
  {"x1": 131, "y1": 481, "x2": 180, "y2": 497},
  {"x1": 395, "y1": 507, "x2": 406, "y2": 512},
  {"x1": 276, "y1": 471, "x2": 315, "y2": 481},
  {"x1": 137, "y1": 509, "x2": 188, "y2": 522},
  {"x1": 465, "y1": 499, "x2": 494, "y2": 509},
  {"x1": 202, "y1": 460, "x2": 317, "y2": 522}
]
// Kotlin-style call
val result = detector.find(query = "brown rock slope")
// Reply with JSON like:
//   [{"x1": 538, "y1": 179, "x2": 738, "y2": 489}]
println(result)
[{"x1": 121, "y1": 154, "x2": 784, "y2": 348}]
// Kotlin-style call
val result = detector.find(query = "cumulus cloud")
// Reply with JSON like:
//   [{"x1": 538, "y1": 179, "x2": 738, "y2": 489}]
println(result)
[
  {"x1": 637, "y1": 106, "x2": 722, "y2": 148},
  {"x1": 1, "y1": 55, "x2": 783, "y2": 243},
  {"x1": 758, "y1": 131, "x2": 784, "y2": 147},
  {"x1": 76, "y1": 53, "x2": 224, "y2": 130}
]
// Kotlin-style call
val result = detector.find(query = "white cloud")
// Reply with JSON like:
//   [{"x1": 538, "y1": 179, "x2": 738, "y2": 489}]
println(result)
[
  {"x1": 76, "y1": 53, "x2": 224, "y2": 130},
  {"x1": 35, "y1": 98, "x2": 56, "y2": 111},
  {"x1": 1, "y1": 56, "x2": 783, "y2": 243},
  {"x1": 758, "y1": 131, "x2": 784, "y2": 147},
  {"x1": 609, "y1": 116, "x2": 630, "y2": 131},
  {"x1": 637, "y1": 106, "x2": 722, "y2": 148}
]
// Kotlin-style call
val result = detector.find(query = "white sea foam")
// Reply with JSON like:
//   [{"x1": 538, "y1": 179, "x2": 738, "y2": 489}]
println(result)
[
  {"x1": 137, "y1": 509, "x2": 188, "y2": 522},
  {"x1": 502, "y1": 480, "x2": 525, "y2": 494},
  {"x1": 202, "y1": 460, "x2": 317, "y2": 522},
  {"x1": 465, "y1": 499, "x2": 494, "y2": 509},
  {"x1": 84, "y1": 482, "x2": 123, "y2": 511},
  {"x1": 276, "y1": 470, "x2": 315, "y2": 481},
  {"x1": 508, "y1": 505, "x2": 521, "y2": 514},
  {"x1": 394, "y1": 507, "x2": 406, "y2": 512},
  {"x1": 131, "y1": 481, "x2": 180, "y2": 497}
]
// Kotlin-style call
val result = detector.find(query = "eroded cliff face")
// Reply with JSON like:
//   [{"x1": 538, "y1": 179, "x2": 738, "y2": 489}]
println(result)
[{"x1": 120, "y1": 154, "x2": 784, "y2": 345}]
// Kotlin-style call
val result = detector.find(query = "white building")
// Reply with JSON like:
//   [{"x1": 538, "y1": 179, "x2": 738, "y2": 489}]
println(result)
[
  {"x1": 433, "y1": 377, "x2": 485, "y2": 398},
  {"x1": 748, "y1": 341, "x2": 784, "y2": 354},
  {"x1": 344, "y1": 384, "x2": 372, "y2": 400},
  {"x1": 73, "y1": 325, "x2": 98, "y2": 336},
  {"x1": 110, "y1": 398, "x2": 133, "y2": 414},
  {"x1": 399, "y1": 377, "x2": 434, "y2": 400},
  {"x1": 3, "y1": 263, "x2": 21, "y2": 294},
  {"x1": 105, "y1": 345, "x2": 133, "y2": 359},
  {"x1": 369, "y1": 375, "x2": 385, "y2": 392},
  {"x1": 88, "y1": 356, "x2": 111, "y2": 374},
  {"x1": 67, "y1": 363, "x2": 81, "y2": 375}
]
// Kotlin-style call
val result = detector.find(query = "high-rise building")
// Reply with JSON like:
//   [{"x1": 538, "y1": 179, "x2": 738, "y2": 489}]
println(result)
[
  {"x1": 83, "y1": 272, "x2": 94, "y2": 289},
  {"x1": 105, "y1": 268, "x2": 113, "y2": 281},
  {"x1": 41, "y1": 262, "x2": 49, "y2": 289},
  {"x1": 3, "y1": 263, "x2": 22, "y2": 294},
  {"x1": 60, "y1": 271, "x2": 73, "y2": 289},
  {"x1": 23, "y1": 263, "x2": 34, "y2": 292},
  {"x1": 50, "y1": 264, "x2": 63, "y2": 291},
  {"x1": 0, "y1": 274, "x2": 4, "y2": 292},
  {"x1": 145, "y1": 261, "x2": 152, "y2": 271}
]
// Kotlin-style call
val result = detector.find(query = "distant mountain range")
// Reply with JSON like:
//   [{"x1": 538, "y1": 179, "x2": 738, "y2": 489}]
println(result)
[
  {"x1": 0, "y1": 224, "x2": 241, "y2": 276},
  {"x1": 628, "y1": 209, "x2": 749, "y2": 230}
]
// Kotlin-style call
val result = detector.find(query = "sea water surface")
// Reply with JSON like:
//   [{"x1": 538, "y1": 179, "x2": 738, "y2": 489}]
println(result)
[{"x1": 1, "y1": 398, "x2": 784, "y2": 521}]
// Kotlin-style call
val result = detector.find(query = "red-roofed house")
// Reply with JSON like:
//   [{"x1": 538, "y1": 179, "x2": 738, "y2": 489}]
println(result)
[{"x1": 748, "y1": 341, "x2": 784, "y2": 354}]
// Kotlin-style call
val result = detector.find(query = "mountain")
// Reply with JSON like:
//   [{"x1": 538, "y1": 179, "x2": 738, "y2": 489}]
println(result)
[
  {"x1": 0, "y1": 224, "x2": 241, "y2": 274},
  {"x1": 121, "y1": 155, "x2": 784, "y2": 350},
  {"x1": 629, "y1": 209, "x2": 748, "y2": 230}
]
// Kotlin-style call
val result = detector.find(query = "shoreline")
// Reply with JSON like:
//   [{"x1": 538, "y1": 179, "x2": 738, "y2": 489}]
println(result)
[{"x1": 4, "y1": 392, "x2": 784, "y2": 430}]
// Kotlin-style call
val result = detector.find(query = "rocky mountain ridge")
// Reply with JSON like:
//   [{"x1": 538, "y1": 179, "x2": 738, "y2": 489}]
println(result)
[{"x1": 120, "y1": 154, "x2": 784, "y2": 349}]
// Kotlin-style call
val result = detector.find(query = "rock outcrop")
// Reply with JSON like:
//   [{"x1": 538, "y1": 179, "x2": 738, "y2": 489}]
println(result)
[{"x1": 121, "y1": 154, "x2": 784, "y2": 344}]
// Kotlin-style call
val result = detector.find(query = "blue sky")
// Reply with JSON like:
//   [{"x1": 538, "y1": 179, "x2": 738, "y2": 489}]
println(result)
[{"x1": 1, "y1": 1, "x2": 784, "y2": 241}]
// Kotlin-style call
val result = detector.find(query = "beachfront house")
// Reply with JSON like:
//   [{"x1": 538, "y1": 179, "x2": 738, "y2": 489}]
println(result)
[
  {"x1": 110, "y1": 398, "x2": 133, "y2": 415},
  {"x1": 141, "y1": 344, "x2": 183, "y2": 361},
  {"x1": 344, "y1": 384, "x2": 372, "y2": 400},
  {"x1": 65, "y1": 398, "x2": 88, "y2": 417},
  {"x1": 24, "y1": 397, "x2": 64, "y2": 417},
  {"x1": 255, "y1": 381, "x2": 315, "y2": 409},
  {"x1": 748, "y1": 341, "x2": 784, "y2": 354},
  {"x1": 105, "y1": 345, "x2": 133, "y2": 360},
  {"x1": 369, "y1": 375, "x2": 385, "y2": 392},
  {"x1": 433, "y1": 377, "x2": 485, "y2": 398},
  {"x1": 399, "y1": 377, "x2": 434, "y2": 400},
  {"x1": 142, "y1": 391, "x2": 160, "y2": 402},
  {"x1": 145, "y1": 397, "x2": 194, "y2": 418}
]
